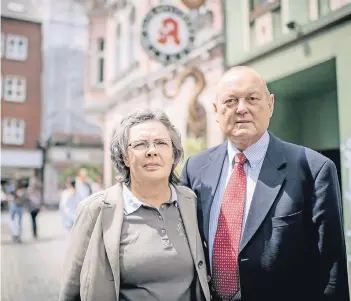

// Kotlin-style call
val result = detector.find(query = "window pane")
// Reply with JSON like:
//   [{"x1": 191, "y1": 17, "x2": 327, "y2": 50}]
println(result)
[
  {"x1": 98, "y1": 58, "x2": 104, "y2": 83},
  {"x1": 2, "y1": 118, "x2": 25, "y2": 145},
  {"x1": 98, "y1": 38, "x2": 104, "y2": 51},
  {"x1": 4, "y1": 76, "x2": 26, "y2": 102},
  {"x1": 6, "y1": 34, "x2": 28, "y2": 60},
  {"x1": 130, "y1": 7, "x2": 136, "y2": 23}
]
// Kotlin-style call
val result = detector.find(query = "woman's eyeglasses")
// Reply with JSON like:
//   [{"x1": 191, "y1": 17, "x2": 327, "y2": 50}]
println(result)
[{"x1": 128, "y1": 139, "x2": 172, "y2": 151}]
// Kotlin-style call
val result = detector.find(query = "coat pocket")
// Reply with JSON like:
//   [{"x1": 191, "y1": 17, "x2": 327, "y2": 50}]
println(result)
[{"x1": 271, "y1": 210, "x2": 303, "y2": 228}]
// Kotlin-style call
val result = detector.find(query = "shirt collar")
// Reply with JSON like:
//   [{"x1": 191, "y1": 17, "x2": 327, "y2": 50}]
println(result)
[
  {"x1": 122, "y1": 183, "x2": 178, "y2": 215},
  {"x1": 227, "y1": 130, "x2": 270, "y2": 168}
]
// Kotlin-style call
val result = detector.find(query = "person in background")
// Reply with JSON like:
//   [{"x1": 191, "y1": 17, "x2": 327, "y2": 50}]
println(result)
[
  {"x1": 9, "y1": 181, "x2": 27, "y2": 243},
  {"x1": 75, "y1": 168, "x2": 92, "y2": 200},
  {"x1": 91, "y1": 175, "x2": 104, "y2": 193},
  {"x1": 26, "y1": 176, "x2": 42, "y2": 239},
  {"x1": 59, "y1": 179, "x2": 82, "y2": 229}
]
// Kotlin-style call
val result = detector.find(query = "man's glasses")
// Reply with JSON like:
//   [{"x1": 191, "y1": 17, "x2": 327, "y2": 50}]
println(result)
[{"x1": 128, "y1": 139, "x2": 172, "y2": 151}]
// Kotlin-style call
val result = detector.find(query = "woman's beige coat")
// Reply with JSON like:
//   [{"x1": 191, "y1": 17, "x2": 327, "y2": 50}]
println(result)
[{"x1": 58, "y1": 183, "x2": 211, "y2": 301}]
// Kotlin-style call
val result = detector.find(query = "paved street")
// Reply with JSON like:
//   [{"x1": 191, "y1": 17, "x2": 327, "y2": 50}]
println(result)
[{"x1": 1, "y1": 209, "x2": 69, "y2": 301}]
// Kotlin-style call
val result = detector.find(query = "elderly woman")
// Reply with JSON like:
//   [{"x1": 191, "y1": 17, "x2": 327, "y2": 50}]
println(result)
[{"x1": 58, "y1": 109, "x2": 210, "y2": 301}]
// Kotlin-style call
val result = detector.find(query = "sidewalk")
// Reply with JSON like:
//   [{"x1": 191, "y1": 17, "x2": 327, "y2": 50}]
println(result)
[{"x1": 1, "y1": 209, "x2": 70, "y2": 301}]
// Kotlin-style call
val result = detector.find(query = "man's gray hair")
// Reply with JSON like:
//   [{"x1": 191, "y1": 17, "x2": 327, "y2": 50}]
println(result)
[{"x1": 110, "y1": 108, "x2": 184, "y2": 185}]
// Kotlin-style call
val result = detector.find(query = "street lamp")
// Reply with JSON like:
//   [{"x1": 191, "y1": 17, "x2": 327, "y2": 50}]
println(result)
[{"x1": 36, "y1": 139, "x2": 49, "y2": 206}]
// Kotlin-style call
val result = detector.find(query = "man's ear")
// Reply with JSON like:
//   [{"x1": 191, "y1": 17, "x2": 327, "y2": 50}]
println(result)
[{"x1": 268, "y1": 93, "x2": 275, "y2": 117}]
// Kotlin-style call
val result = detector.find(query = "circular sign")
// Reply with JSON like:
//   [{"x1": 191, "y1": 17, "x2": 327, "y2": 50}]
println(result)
[{"x1": 141, "y1": 5, "x2": 195, "y2": 64}]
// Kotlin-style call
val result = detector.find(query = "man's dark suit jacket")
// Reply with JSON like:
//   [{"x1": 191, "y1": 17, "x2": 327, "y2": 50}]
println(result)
[{"x1": 181, "y1": 133, "x2": 349, "y2": 301}]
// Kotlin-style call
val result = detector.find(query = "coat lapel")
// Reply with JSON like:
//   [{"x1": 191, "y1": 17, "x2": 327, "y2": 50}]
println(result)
[
  {"x1": 200, "y1": 142, "x2": 227, "y2": 240},
  {"x1": 177, "y1": 188, "x2": 198, "y2": 263},
  {"x1": 101, "y1": 184, "x2": 124, "y2": 291},
  {"x1": 177, "y1": 187, "x2": 211, "y2": 301},
  {"x1": 240, "y1": 134, "x2": 287, "y2": 252}
]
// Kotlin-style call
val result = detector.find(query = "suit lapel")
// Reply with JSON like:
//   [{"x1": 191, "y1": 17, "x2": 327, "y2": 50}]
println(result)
[
  {"x1": 200, "y1": 142, "x2": 227, "y2": 240},
  {"x1": 240, "y1": 134, "x2": 287, "y2": 252},
  {"x1": 177, "y1": 188, "x2": 198, "y2": 263},
  {"x1": 101, "y1": 184, "x2": 124, "y2": 289}
]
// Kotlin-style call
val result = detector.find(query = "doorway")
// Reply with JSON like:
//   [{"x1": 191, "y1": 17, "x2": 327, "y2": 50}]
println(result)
[{"x1": 267, "y1": 59, "x2": 342, "y2": 190}]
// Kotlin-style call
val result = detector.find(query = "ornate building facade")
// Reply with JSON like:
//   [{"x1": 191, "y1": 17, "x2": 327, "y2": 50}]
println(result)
[{"x1": 81, "y1": 0, "x2": 225, "y2": 186}]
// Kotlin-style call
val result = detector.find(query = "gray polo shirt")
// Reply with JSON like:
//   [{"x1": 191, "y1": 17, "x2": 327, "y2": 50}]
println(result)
[{"x1": 119, "y1": 184, "x2": 196, "y2": 301}]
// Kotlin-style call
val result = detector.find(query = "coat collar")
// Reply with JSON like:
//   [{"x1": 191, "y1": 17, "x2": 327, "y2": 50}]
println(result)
[{"x1": 122, "y1": 183, "x2": 178, "y2": 215}]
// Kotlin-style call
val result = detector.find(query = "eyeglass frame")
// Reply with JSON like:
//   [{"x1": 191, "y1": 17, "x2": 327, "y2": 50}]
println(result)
[{"x1": 127, "y1": 138, "x2": 172, "y2": 152}]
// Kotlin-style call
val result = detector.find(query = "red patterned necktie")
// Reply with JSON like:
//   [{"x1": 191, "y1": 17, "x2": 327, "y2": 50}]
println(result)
[{"x1": 212, "y1": 152, "x2": 247, "y2": 300}]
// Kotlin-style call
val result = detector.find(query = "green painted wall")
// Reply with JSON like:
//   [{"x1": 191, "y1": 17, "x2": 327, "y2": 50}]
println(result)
[{"x1": 269, "y1": 90, "x2": 339, "y2": 150}]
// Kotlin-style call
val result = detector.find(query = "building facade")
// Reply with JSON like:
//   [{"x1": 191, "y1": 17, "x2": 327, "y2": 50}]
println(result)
[
  {"x1": 224, "y1": 0, "x2": 351, "y2": 280},
  {"x1": 40, "y1": 0, "x2": 104, "y2": 205},
  {"x1": 82, "y1": 0, "x2": 225, "y2": 187},
  {"x1": 1, "y1": 0, "x2": 43, "y2": 183}
]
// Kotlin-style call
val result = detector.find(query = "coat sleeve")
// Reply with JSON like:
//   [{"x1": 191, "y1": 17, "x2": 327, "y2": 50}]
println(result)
[
  {"x1": 312, "y1": 159, "x2": 350, "y2": 301},
  {"x1": 58, "y1": 192, "x2": 106, "y2": 301}
]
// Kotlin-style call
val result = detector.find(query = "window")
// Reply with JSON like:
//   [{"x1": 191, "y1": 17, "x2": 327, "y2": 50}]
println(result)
[
  {"x1": 309, "y1": 0, "x2": 350, "y2": 20},
  {"x1": 1, "y1": 33, "x2": 4, "y2": 57},
  {"x1": 95, "y1": 38, "x2": 104, "y2": 85},
  {"x1": 3, "y1": 76, "x2": 26, "y2": 103},
  {"x1": 2, "y1": 118, "x2": 25, "y2": 145},
  {"x1": 254, "y1": 12, "x2": 274, "y2": 46},
  {"x1": 5, "y1": 34, "x2": 28, "y2": 61},
  {"x1": 309, "y1": 0, "x2": 319, "y2": 20},
  {"x1": 128, "y1": 7, "x2": 136, "y2": 65},
  {"x1": 249, "y1": 0, "x2": 281, "y2": 48},
  {"x1": 116, "y1": 24, "x2": 122, "y2": 75},
  {"x1": 250, "y1": 0, "x2": 276, "y2": 11}
]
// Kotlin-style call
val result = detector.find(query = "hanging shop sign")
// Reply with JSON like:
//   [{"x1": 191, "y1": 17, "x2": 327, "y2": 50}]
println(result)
[{"x1": 141, "y1": 5, "x2": 195, "y2": 64}]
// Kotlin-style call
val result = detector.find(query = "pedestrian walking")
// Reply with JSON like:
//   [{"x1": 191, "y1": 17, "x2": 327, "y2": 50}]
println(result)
[
  {"x1": 27, "y1": 176, "x2": 42, "y2": 239},
  {"x1": 75, "y1": 168, "x2": 92, "y2": 200},
  {"x1": 59, "y1": 179, "x2": 82, "y2": 229},
  {"x1": 9, "y1": 182, "x2": 27, "y2": 243}
]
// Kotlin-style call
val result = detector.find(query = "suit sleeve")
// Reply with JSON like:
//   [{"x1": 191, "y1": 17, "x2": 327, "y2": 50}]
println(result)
[
  {"x1": 180, "y1": 158, "x2": 191, "y2": 188},
  {"x1": 58, "y1": 195, "x2": 102, "y2": 301},
  {"x1": 312, "y1": 160, "x2": 349, "y2": 301}
]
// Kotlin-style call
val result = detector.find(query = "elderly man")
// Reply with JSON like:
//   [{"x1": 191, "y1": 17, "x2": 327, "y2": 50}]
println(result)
[{"x1": 181, "y1": 66, "x2": 349, "y2": 301}]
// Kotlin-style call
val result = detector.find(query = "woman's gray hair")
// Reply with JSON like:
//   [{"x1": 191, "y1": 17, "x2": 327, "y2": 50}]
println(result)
[{"x1": 110, "y1": 108, "x2": 184, "y2": 185}]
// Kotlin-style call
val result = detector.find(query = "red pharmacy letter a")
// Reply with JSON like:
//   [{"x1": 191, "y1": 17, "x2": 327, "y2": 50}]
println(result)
[{"x1": 157, "y1": 18, "x2": 180, "y2": 45}]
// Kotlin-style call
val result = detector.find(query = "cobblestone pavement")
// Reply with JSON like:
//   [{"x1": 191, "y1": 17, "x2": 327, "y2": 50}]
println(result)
[{"x1": 1, "y1": 209, "x2": 70, "y2": 301}]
